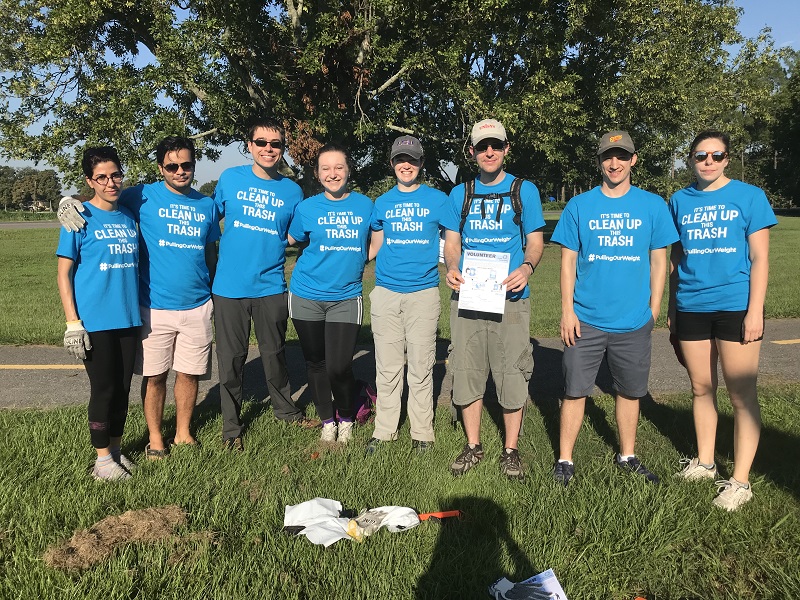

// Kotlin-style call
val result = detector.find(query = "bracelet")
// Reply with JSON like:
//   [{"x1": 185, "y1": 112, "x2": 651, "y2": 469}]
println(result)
[{"x1": 523, "y1": 261, "x2": 535, "y2": 275}]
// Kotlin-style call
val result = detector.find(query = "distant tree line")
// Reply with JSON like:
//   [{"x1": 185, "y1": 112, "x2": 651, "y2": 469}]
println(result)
[
  {"x1": 0, "y1": 166, "x2": 61, "y2": 212},
  {"x1": 0, "y1": 1, "x2": 798, "y2": 206}
]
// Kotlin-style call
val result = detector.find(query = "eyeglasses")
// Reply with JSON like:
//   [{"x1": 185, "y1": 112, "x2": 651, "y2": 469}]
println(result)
[
  {"x1": 473, "y1": 140, "x2": 507, "y2": 153},
  {"x1": 91, "y1": 172, "x2": 124, "y2": 186},
  {"x1": 162, "y1": 161, "x2": 195, "y2": 173},
  {"x1": 692, "y1": 151, "x2": 728, "y2": 163},
  {"x1": 251, "y1": 139, "x2": 284, "y2": 149}
]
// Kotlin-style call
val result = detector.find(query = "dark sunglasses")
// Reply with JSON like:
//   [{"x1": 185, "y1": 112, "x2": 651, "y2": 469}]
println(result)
[
  {"x1": 251, "y1": 139, "x2": 284, "y2": 149},
  {"x1": 692, "y1": 151, "x2": 728, "y2": 163},
  {"x1": 91, "y1": 171, "x2": 124, "y2": 186},
  {"x1": 162, "y1": 161, "x2": 195, "y2": 173},
  {"x1": 473, "y1": 140, "x2": 507, "y2": 153}
]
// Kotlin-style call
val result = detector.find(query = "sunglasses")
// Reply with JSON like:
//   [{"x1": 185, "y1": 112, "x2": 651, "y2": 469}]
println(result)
[
  {"x1": 692, "y1": 151, "x2": 728, "y2": 163},
  {"x1": 473, "y1": 140, "x2": 508, "y2": 153},
  {"x1": 162, "y1": 161, "x2": 195, "y2": 173},
  {"x1": 251, "y1": 139, "x2": 284, "y2": 149},
  {"x1": 91, "y1": 172, "x2": 124, "y2": 186}
]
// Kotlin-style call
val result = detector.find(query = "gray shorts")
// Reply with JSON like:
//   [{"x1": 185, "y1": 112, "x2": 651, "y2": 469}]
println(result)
[
  {"x1": 288, "y1": 293, "x2": 363, "y2": 324},
  {"x1": 448, "y1": 297, "x2": 533, "y2": 410},
  {"x1": 562, "y1": 317, "x2": 654, "y2": 399}
]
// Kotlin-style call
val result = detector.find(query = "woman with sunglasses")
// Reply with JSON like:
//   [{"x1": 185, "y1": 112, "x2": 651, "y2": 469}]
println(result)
[
  {"x1": 57, "y1": 147, "x2": 141, "y2": 480},
  {"x1": 668, "y1": 130, "x2": 777, "y2": 511},
  {"x1": 287, "y1": 143, "x2": 373, "y2": 443}
]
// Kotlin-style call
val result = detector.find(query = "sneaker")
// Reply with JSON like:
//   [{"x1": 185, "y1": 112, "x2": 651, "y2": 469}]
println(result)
[
  {"x1": 615, "y1": 454, "x2": 660, "y2": 484},
  {"x1": 320, "y1": 422, "x2": 337, "y2": 443},
  {"x1": 712, "y1": 478, "x2": 753, "y2": 511},
  {"x1": 365, "y1": 437, "x2": 383, "y2": 456},
  {"x1": 222, "y1": 436, "x2": 244, "y2": 452},
  {"x1": 676, "y1": 457, "x2": 718, "y2": 480},
  {"x1": 411, "y1": 440, "x2": 434, "y2": 454},
  {"x1": 91, "y1": 461, "x2": 132, "y2": 481},
  {"x1": 450, "y1": 443, "x2": 484, "y2": 476},
  {"x1": 338, "y1": 421, "x2": 354, "y2": 444},
  {"x1": 553, "y1": 461, "x2": 575, "y2": 487},
  {"x1": 499, "y1": 448, "x2": 524, "y2": 480},
  {"x1": 115, "y1": 453, "x2": 137, "y2": 473}
]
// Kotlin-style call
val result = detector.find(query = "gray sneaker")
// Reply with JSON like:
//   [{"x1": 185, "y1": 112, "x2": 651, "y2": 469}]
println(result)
[
  {"x1": 499, "y1": 448, "x2": 524, "y2": 480},
  {"x1": 712, "y1": 478, "x2": 753, "y2": 511},
  {"x1": 115, "y1": 453, "x2": 137, "y2": 473},
  {"x1": 91, "y1": 461, "x2": 132, "y2": 481},
  {"x1": 676, "y1": 457, "x2": 717, "y2": 480},
  {"x1": 450, "y1": 443, "x2": 484, "y2": 476}
]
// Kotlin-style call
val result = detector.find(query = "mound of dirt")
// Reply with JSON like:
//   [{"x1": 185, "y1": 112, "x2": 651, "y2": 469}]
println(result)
[{"x1": 44, "y1": 505, "x2": 187, "y2": 570}]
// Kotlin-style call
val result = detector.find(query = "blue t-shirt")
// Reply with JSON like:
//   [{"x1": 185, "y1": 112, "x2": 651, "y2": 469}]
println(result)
[
  {"x1": 669, "y1": 179, "x2": 777, "y2": 312},
  {"x1": 446, "y1": 174, "x2": 545, "y2": 300},
  {"x1": 371, "y1": 184, "x2": 454, "y2": 293},
  {"x1": 212, "y1": 166, "x2": 303, "y2": 298},
  {"x1": 288, "y1": 192, "x2": 373, "y2": 301},
  {"x1": 56, "y1": 202, "x2": 141, "y2": 332},
  {"x1": 121, "y1": 182, "x2": 221, "y2": 310},
  {"x1": 551, "y1": 186, "x2": 678, "y2": 333}
]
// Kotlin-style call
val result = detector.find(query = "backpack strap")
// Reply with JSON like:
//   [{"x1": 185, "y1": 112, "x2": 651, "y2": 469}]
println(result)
[
  {"x1": 459, "y1": 179, "x2": 475, "y2": 234},
  {"x1": 509, "y1": 177, "x2": 526, "y2": 247},
  {"x1": 459, "y1": 176, "x2": 527, "y2": 247}
]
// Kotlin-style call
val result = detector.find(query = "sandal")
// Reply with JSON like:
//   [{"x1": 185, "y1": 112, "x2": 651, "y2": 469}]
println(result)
[
  {"x1": 145, "y1": 443, "x2": 168, "y2": 461},
  {"x1": 167, "y1": 437, "x2": 202, "y2": 449}
]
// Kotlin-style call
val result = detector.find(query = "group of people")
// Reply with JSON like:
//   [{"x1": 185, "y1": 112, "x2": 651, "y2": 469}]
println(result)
[{"x1": 56, "y1": 117, "x2": 776, "y2": 512}]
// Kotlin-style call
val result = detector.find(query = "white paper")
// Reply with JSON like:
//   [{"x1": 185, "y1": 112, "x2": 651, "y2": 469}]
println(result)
[
  {"x1": 488, "y1": 569, "x2": 568, "y2": 599},
  {"x1": 458, "y1": 250, "x2": 510, "y2": 314}
]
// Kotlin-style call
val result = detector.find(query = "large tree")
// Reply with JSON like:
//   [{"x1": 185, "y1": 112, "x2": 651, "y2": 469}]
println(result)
[{"x1": 0, "y1": 0, "x2": 755, "y2": 197}]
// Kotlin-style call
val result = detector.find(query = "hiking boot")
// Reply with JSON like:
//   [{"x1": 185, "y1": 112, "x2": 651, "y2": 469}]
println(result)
[
  {"x1": 450, "y1": 443, "x2": 484, "y2": 476},
  {"x1": 553, "y1": 461, "x2": 575, "y2": 487},
  {"x1": 615, "y1": 454, "x2": 660, "y2": 484},
  {"x1": 222, "y1": 436, "x2": 244, "y2": 452},
  {"x1": 411, "y1": 440, "x2": 434, "y2": 454},
  {"x1": 338, "y1": 421, "x2": 354, "y2": 444},
  {"x1": 320, "y1": 422, "x2": 337, "y2": 443},
  {"x1": 712, "y1": 478, "x2": 753, "y2": 511},
  {"x1": 676, "y1": 457, "x2": 718, "y2": 480},
  {"x1": 91, "y1": 461, "x2": 132, "y2": 481},
  {"x1": 499, "y1": 448, "x2": 524, "y2": 480}
]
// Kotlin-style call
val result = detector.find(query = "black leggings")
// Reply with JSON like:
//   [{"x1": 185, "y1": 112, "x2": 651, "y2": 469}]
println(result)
[
  {"x1": 82, "y1": 327, "x2": 139, "y2": 449},
  {"x1": 292, "y1": 319, "x2": 360, "y2": 421}
]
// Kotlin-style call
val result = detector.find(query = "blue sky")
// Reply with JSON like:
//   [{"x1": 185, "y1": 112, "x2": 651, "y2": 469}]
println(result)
[{"x1": 7, "y1": 0, "x2": 800, "y2": 186}]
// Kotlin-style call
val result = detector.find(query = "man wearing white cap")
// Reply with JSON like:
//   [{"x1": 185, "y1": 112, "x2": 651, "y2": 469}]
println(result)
[{"x1": 443, "y1": 118, "x2": 545, "y2": 479}]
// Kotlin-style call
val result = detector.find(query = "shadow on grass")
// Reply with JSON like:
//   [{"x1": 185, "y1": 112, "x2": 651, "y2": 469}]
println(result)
[
  {"x1": 414, "y1": 496, "x2": 535, "y2": 599},
  {"x1": 641, "y1": 396, "x2": 800, "y2": 501}
]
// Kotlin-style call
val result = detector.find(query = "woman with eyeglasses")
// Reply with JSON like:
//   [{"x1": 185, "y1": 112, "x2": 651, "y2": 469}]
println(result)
[
  {"x1": 56, "y1": 146, "x2": 141, "y2": 480},
  {"x1": 668, "y1": 130, "x2": 777, "y2": 511},
  {"x1": 287, "y1": 143, "x2": 373, "y2": 443}
]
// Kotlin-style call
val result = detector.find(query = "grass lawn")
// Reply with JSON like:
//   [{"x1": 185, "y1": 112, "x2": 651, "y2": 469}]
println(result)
[
  {"x1": 1, "y1": 214, "x2": 798, "y2": 345},
  {"x1": 0, "y1": 384, "x2": 798, "y2": 599}
]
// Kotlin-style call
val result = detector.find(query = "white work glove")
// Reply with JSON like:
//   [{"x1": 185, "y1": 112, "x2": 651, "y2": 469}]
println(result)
[
  {"x1": 57, "y1": 196, "x2": 87, "y2": 233},
  {"x1": 64, "y1": 320, "x2": 92, "y2": 360}
]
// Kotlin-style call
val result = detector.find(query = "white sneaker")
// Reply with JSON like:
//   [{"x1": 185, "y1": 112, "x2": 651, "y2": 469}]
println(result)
[
  {"x1": 338, "y1": 421, "x2": 354, "y2": 444},
  {"x1": 115, "y1": 453, "x2": 137, "y2": 473},
  {"x1": 91, "y1": 461, "x2": 132, "y2": 481},
  {"x1": 676, "y1": 457, "x2": 717, "y2": 480},
  {"x1": 712, "y1": 478, "x2": 753, "y2": 511},
  {"x1": 320, "y1": 422, "x2": 337, "y2": 442}
]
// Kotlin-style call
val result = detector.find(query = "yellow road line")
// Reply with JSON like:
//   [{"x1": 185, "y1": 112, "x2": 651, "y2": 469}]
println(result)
[
  {"x1": 0, "y1": 365, "x2": 84, "y2": 370},
  {"x1": 771, "y1": 339, "x2": 800, "y2": 345}
]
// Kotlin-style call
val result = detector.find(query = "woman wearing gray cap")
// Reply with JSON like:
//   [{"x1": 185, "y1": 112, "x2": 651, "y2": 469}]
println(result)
[{"x1": 366, "y1": 136, "x2": 458, "y2": 454}]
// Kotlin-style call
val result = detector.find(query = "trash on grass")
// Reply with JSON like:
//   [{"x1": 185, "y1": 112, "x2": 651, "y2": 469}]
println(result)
[{"x1": 488, "y1": 569, "x2": 568, "y2": 599}]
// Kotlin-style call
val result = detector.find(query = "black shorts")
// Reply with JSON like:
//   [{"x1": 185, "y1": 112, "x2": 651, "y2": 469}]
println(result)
[{"x1": 675, "y1": 310, "x2": 761, "y2": 343}]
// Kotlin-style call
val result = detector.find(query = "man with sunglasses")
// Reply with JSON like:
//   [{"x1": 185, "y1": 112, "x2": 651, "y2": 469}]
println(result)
[
  {"x1": 210, "y1": 118, "x2": 312, "y2": 452},
  {"x1": 550, "y1": 130, "x2": 678, "y2": 487},
  {"x1": 58, "y1": 136, "x2": 221, "y2": 458},
  {"x1": 443, "y1": 118, "x2": 545, "y2": 480}
]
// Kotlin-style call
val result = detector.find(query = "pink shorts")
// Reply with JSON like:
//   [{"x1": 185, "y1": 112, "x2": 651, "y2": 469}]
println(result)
[{"x1": 135, "y1": 300, "x2": 213, "y2": 377}]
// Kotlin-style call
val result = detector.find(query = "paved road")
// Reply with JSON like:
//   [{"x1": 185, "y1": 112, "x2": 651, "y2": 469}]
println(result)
[
  {"x1": 1, "y1": 320, "x2": 798, "y2": 411},
  {"x1": 0, "y1": 220, "x2": 61, "y2": 230}
]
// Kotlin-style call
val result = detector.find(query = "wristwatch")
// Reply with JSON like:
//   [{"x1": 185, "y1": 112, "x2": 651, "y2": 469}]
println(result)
[{"x1": 523, "y1": 261, "x2": 535, "y2": 274}]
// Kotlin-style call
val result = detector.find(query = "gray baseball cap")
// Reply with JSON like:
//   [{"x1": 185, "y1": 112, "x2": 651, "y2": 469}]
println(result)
[
  {"x1": 597, "y1": 130, "x2": 636, "y2": 155},
  {"x1": 390, "y1": 135, "x2": 424, "y2": 160}
]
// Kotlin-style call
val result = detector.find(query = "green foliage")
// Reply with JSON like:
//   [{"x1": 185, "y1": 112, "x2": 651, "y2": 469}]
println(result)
[
  {"x1": 198, "y1": 180, "x2": 217, "y2": 197},
  {"x1": 0, "y1": 0, "x2": 790, "y2": 202},
  {"x1": 0, "y1": 166, "x2": 61, "y2": 211}
]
